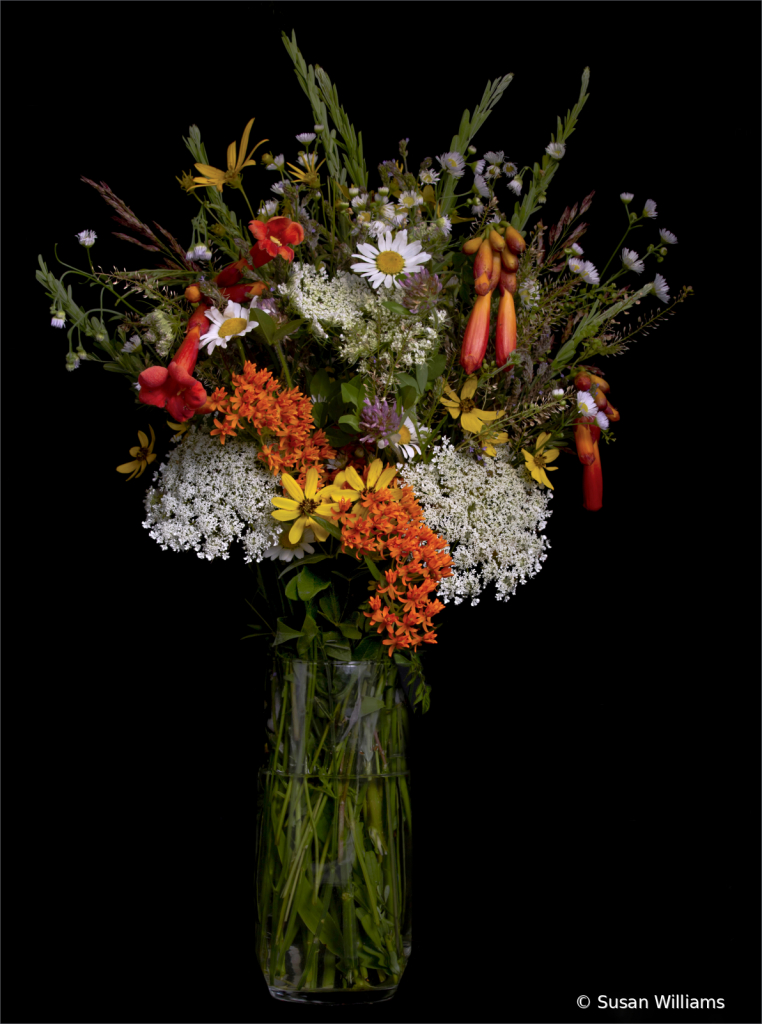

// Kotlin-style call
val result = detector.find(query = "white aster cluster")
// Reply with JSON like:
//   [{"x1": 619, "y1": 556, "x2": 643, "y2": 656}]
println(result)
[
  {"x1": 143, "y1": 427, "x2": 280, "y2": 562},
  {"x1": 401, "y1": 440, "x2": 552, "y2": 606}
]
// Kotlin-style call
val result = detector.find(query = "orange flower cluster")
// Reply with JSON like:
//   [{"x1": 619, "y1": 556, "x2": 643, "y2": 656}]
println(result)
[
  {"x1": 205, "y1": 361, "x2": 335, "y2": 481},
  {"x1": 332, "y1": 485, "x2": 453, "y2": 655}
]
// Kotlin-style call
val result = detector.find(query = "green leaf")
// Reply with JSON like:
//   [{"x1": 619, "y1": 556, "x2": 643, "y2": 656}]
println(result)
[
  {"x1": 339, "y1": 622, "x2": 362, "y2": 639},
  {"x1": 356, "y1": 907, "x2": 384, "y2": 950},
  {"x1": 319, "y1": 592, "x2": 341, "y2": 625},
  {"x1": 324, "y1": 642, "x2": 353, "y2": 661},
  {"x1": 338, "y1": 413, "x2": 360, "y2": 432},
  {"x1": 311, "y1": 401, "x2": 325, "y2": 428},
  {"x1": 297, "y1": 612, "x2": 319, "y2": 657},
  {"x1": 353, "y1": 635, "x2": 384, "y2": 661},
  {"x1": 360, "y1": 696, "x2": 384, "y2": 716},
  {"x1": 380, "y1": 299, "x2": 410, "y2": 317},
  {"x1": 278, "y1": 553, "x2": 332, "y2": 578},
  {"x1": 271, "y1": 318, "x2": 305, "y2": 345},
  {"x1": 415, "y1": 363, "x2": 428, "y2": 394},
  {"x1": 312, "y1": 515, "x2": 343, "y2": 541},
  {"x1": 399, "y1": 386, "x2": 416, "y2": 411},
  {"x1": 427, "y1": 352, "x2": 447, "y2": 380},
  {"x1": 252, "y1": 307, "x2": 276, "y2": 343},
  {"x1": 310, "y1": 368, "x2": 334, "y2": 401},
  {"x1": 297, "y1": 567, "x2": 331, "y2": 601},
  {"x1": 284, "y1": 575, "x2": 299, "y2": 601},
  {"x1": 364, "y1": 555, "x2": 383, "y2": 581},
  {"x1": 322, "y1": 631, "x2": 341, "y2": 643},
  {"x1": 326, "y1": 427, "x2": 356, "y2": 448},
  {"x1": 295, "y1": 876, "x2": 344, "y2": 957},
  {"x1": 396, "y1": 372, "x2": 418, "y2": 391},
  {"x1": 273, "y1": 617, "x2": 304, "y2": 645}
]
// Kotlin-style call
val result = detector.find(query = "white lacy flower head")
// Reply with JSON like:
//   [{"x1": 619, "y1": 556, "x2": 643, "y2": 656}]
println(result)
[
  {"x1": 577, "y1": 391, "x2": 597, "y2": 416},
  {"x1": 642, "y1": 198, "x2": 658, "y2": 218},
  {"x1": 545, "y1": 141, "x2": 566, "y2": 159},
  {"x1": 76, "y1": 229, "x2": 97, "y2": 247},
  {"x1": 401, "y1": 440, "x2": 552, "y2": 605},
  {"x1": 264, "y1": 526, "x2": 316, "y2": 562},
  {"x1": 200, "y1": 300, "x2": 259, "y2": 354},
  {"x1": 143, "y1": 426, "x2": 280, "y2": 562},
  {"x1": 622, "y1": 248, "x2": 645, "y2": 274},
  {"x1": 437, "y1": 151, "x2": 466, "y2": 178},
  {"x1": 659, "y1": 228, "x2": 678, "y2": 245}
]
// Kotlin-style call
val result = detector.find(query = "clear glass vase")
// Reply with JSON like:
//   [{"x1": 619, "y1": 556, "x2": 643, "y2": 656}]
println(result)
[{"x1": 255, "y1": 657, "x2": 412, "y2": 1004}]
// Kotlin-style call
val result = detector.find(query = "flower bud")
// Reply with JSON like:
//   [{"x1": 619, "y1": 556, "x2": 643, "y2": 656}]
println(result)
[
  {"x1": 473, "y1": 239, "x2": 493, "y2": 281},
  {"x1": 588, "y1": 373, "x2": 610, "y2": 393},
  {"x1": 499, "y1": 269, "x2": 517, "y2": 294},
  {"x1": 474, "y1": 271, "x2": 493, "y2": 296},
  {"x1": 500, "y1": 247, "x2": 519, "y2": 272},
  {"x1": 504, "y1": 225, "x2": 527, "y2": 254},
  {"x1": 489, "y1": 253, "x2": 501, "y2": 291},
  {"x1": 460, "y1": 292, "x2": 492, "y2": 375},
  {"x1": 574, "y1": 419, "x2": 595, "y2": 465},
  {"x1": 185, "y1": 285, "x2": 202, "y2": 303},
  {"x1": 604, "y1": 401, "x2": 620, "y2": 422},
  {"x1": 594, "y1": 388, "x2": 608, "y2": 410},
  {"x1": 574, "y1": 373, "x2": 592, "y2": 391},
  {"x1": 489, "y1": 229, "x2": 506, "y2": 251},
  {"x1": 461, "y1": 236, "x2": 482, "y2": 255},
  {"x1": 495, "y1": 289, "x2": 517, "y2": 369}
]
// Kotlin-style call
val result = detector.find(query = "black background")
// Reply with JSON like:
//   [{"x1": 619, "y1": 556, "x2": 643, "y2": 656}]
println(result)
[{"x1": 7, "y1": 4, "x2": 760, "y2": 1023}]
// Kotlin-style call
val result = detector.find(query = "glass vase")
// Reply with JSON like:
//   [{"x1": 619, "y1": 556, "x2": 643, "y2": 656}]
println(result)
[{"x1": 255, "y1": 657, "x2": 412, "y2": 1004}]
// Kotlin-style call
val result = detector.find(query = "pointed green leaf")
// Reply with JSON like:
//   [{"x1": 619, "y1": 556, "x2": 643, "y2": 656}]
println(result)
[
  {"x1": 339, "y1": 622, "x2": 362, "y2": 639},
  {"x1": 273, "y1": 617, "x2": 304, "y2": 645},
  {"x1": 415, "y1": 363, "x2": 427, "y2": 394},
  {"x1": 364, "y1": 555, "x2": 383, "y2": 581},
  {"x1": 312, "y1": 515, "x2": 343, "y2": 541},
  {"x1": 380, "y1": 300, "x2": 410, "y2": 317},
  {"x1": 297, "y1": 567, "x2": 331, "y2": 601},
  {"x1": 284, "y1": 574, "x2": 299, "y2": 601}
]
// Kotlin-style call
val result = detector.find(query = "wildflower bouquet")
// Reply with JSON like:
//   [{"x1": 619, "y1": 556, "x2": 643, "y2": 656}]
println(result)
[{"x1": 36, "y1": 31, "x2": 691, "y2": 1003}]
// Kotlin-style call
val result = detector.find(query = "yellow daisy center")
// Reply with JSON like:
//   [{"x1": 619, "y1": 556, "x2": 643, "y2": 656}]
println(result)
[
  {"x1": 218, "y1": 317, "x2": 248, "y2": 338},
  {"x1": 299, "y1": 498, "x2": 319, "y2": 516},
  {"x1": 376, "y1": 250, "x2": 405, "y2": 275},
  {"x1": 533, "y1": 452, "x2": 547, "y2": 469},
  {"x1": 461, "y1": 398, "x2": 475, "y2": 414}
]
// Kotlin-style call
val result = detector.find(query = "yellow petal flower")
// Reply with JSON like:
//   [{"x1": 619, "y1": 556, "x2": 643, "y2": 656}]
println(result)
[
  {"x1": 289, "y1": 516, "x2": 310, "y2": 544},
  {"x1": 191, "y1": 119, "x2": 268, "y2": 193},
  {"x1": 460, "y1": 411, "x2": 483, "y2": 433},
  {"x1": 281, "y1": 473, "x2": 304, "y2": 503},
  {"x1": 310, "y1": 520, "x2": 330, "y2": 543},
  {"x1": 440, "y1": 397, "x2": 461, "y2": 418},
  {"x1": 304, "y1": 466, "x2": 319, "y2": 499},
  {"x1": 366, "y1": 459, "x2": 384, "y2": 489},
  {"x1": 116, "y1": 425, "x2": 156, "y2": 482},
  {"x1": 272, "y1": 509, "x2": 300, "y2": 522},
  {"x1": 460, "y1": 376, "x2": 479, "y2": 401},
  {"x1": 272, "y1": 496, "x2": 300, "y2": 510},
  {"x1": 344, "y1": 465, "x2": 365, "y2": 491},
  {"x1": 376, "y1": 464, "x2": 398, "y2": 491}
]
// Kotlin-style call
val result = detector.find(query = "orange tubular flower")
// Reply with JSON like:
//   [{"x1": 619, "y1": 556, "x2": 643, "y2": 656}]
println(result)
[
  {"x1": 574, "y1": 418, "x2": 596, "y2": 466},
  {"x1": 248, "y1": 216, "x2": 305, "y2": 267},
  {"x1": 583, "y1": 437, "x2": 603, "y2": 511},
  {"x1": 137, "y1": 304, "x2": 209, "y2": 422},
  {"x1": 495, "y1": 287, "x2": 517, "y2": 369},
  {"x1": 460, "y1": 291, "x2": 493, "y2": 375}
]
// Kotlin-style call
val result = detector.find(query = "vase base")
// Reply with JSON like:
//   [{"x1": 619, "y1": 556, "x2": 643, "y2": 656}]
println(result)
[{"x1": 269, "y1": 986, "x2": 397, "y2": 1005}]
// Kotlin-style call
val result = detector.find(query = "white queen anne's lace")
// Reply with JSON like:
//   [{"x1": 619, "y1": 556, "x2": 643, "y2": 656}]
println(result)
[
  {"x1": 401, "y1": 440, "x2": 552, "y2": 605},
  {"x1": 143, "y1": 427, "x2": 280, "y2": 562}
]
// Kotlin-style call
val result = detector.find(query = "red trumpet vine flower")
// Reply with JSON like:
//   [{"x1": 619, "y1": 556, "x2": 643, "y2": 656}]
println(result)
[
  {"x1": 215, "y1": 258, "x2": 250, "y2": 288},
  {"x1": 137, "y1": 304, "x2": 209, "y2": 422},
  {"x1": 583, "y1": 437, "x2": 603, "y2": 511},
  {"x1": 460, "y1": 291, "x2": 492, "y2": 375},
  {"x1": 248, "y1": 216, "x2": 305, "y2": 267},
  {"x1": 495, "y1": 283, "x2": 517, "y2": 368},
  {"x1": 574, "y1": 417, "x2": 596, "y2": 465}
]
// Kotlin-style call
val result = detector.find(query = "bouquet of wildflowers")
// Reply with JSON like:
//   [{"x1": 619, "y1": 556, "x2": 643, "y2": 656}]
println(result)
[{"x1": 35, "y1": 32, "x2": 691, "y2": 1000}]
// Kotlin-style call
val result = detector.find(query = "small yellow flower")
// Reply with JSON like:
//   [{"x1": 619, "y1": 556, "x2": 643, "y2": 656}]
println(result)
[
  {"x1": 116, "y1": 425, "x2": 157, "y2": 481},
  {"x1": 286, "y1": 151, "x2": 326, "y2": 189},
  {"x1": 332, "y1": 459, "x2": 400, "y2": 510},
  {"x1": 175, "y1": 170, "x2": 196, "y2": 193},
  {"x1": 167, "y1": 419, "x2": 191, "y2": 440},
  {"x1": 190, "y1": 119, "x2": 268, "y2": 193},
  {"x1": 521, "y1": 431, "x2": 560, "y2": 489},
  {"x1": 480, "y1": 431, "x2": 509, "y2": 458},
  {"x1": 271, "y1": 467, "x2": 341, "y2": 544},
  {"x1": 439, "y1": 376, "x2": 504, "y2": 433}
]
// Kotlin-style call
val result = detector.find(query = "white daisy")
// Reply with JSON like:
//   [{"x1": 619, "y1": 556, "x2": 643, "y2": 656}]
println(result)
[
  {"x1": 570, "y1": 242, "x2": 584, "y2": 255},
  {"x1": 437, "y1": 151, "x2": 466, "y2": 178},
  {"x1": 652, "y1": 274, "x2": 670, "y2": 303},
  {"x1": 296, "y1": 132, "x2": 316, "y2": 143},
  {"x1": 620, "y1": 192, "x2": 634, "y2": 203},
  {"x1": 502, "y1": 162, "x2": 517, "y2": 177},
  {"x1": 122, "y1": 334, "x2": 141, "y2": 353},
  {"x1": 642, "y1": 198, "x2": 658, "y2": 218},
  {"x1": 264, "y1": 527, "x2": 316, "y2": 563},
  {"x1": 376, "y1": 200, "x2": 396, "y2": 220},
  {"x1": 508, "y1": 178, "x2": 523, "y2": 196},
  {"x1": 398, "y1": 190, "x2": 424, "y2": 209},
  {"x1": 378, "y1": 417, "x2": 421, "y2": 460},
  {"x1": 579, "y1": 261, "x2": 600, "y2": 285},
  {"x1": 577, "y1": 391, "x2": 597, "y2": 416},
  {"x1": 595, "y1": 409, "x2": 609, "y2": 430},
  {"x1": 568, "y1": 256, "x2": 585, "y2": 274},
  {"x1": 368, "y1": 220, "x2": 390, "y2": 239},
  {"x1": 545, "y1": 141, "x2": 566, "y2": 159},
  {"x1": 659, "y1": 229, "x2": 678, "y2": 245},
  {"x1": 485, "y1": 163, "x2": 502, "y2": 179},
  {"x1": 389, "y1": 212, "x2": 409, "y2": 227},
  {"x1": 484, "y1": 151, "x2": 505, "y2": 165},
  {"x1": 419, "y1": 168, "x2": 441, "y2": 184},
  {"x1": 473, "y1": 173, "x2": 490, "y2": 197},
  {"x1": 258, "y1": 199, "x2": 278, "y2": 217},
  {"x1": 76, "y1": 229, "x2": 97, "y2": 247},
  {"x1": 351, "y1": 193, "x2": 368, "y2": 208},
  {"x1": 200, "y1": 301, "x2": 259, "y2": 354},
  {"x1": 271, "y1": 181, "x2": 287, "y2": 195},
  {"x1": 266, "y1": 154, "x2": 285, "y2": 170},
  {"x1": 436, "y1": 215, "x2": 452, "y2": 236},
  {"x1": 186, "y1": 243, "x2": 212, "y2": 261},
  {"x1": 351, "y1": 229, "x2": 431, "y2": 290},
  {"x1": 622, "y1": 248, "x2": 645, "y2": 274}
]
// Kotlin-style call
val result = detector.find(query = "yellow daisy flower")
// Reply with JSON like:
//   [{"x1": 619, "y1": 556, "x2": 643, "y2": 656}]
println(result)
[
  {"x1": 116, "y1": 425, "x2": 157, "y2": 481},
  {"x1": 439, "y1": 376, "x2": 504, "y2": 433},
  {"x1": 286, "y1": 151, "x2": 326, "y2": 189},
  {"x1": 271, "y1": 467, "x2": 341, "y2": 544},
  {"x1": 332, "y1": 459, "x2": 399, "y2": 509},
  {"x1": 190, "y1": 118, "x2": 268, "y2": 193},
  {"x1": 521, "y1": 432, "x2": 560, "y2": 489}
]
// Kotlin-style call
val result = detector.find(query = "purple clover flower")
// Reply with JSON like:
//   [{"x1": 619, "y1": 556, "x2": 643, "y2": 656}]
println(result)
[
  {"x1": 399, "y1": 267, "x2": 442, "y2": 315},
  {"x1": 359, "y1": 397, "x2": 403, "y2": 445}
]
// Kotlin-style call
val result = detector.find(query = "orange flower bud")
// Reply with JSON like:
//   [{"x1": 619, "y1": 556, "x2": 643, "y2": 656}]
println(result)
[
  {"x1": 499, "y1": 269, "x2": 517, "y2": 294},
  {"x1": 185, "y1": 284, "x2": 202, "y2": 303},
  {"x1": 594, "y1": 388, "x2": 609, "y2": 410},
  {"x1": 588, "y1": 373, "x2": 610, "y2": 393},
  {"x1": 460, "y1": 292, "x2": 492, "y2": 375},
  {"x1": 495, "y1": 289, "x2": 517, "y2": 368},
  {"x1": 582, "y1": 441, "x2": 603, "y2": 511},
  {"x1": 474, "y1": 271, "x2": 492, "y2": 296},
  {"x1": 473, "y1": 239, "x2": 493, "y2": 282},
  {"x1": 604, "y1": 401, "x2": 620, "y2": 422},
  {"x1": 489, "y1": 253, "x2": 501, "y2": 291},
  {"x1": 504, "y1": 225, "x2": 526, "y2": 254},
  {"x1": 574, "y1": 418, "x2": 596, "y2": 465},
  {"x1": 461, "y1": 236, "x2": 483, "y2": 255},
  {"x1": 489, "y1": 229, "x2": 506, "y2": 251},
  {"x1": 500, "y1": 247, "x2": 519, "y2": 272},
  {"x1": 574, "y1": 373, "x2": 592, "y2": 391}
]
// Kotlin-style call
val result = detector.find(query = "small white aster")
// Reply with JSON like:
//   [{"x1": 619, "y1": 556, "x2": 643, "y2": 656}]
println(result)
[
  {"x1": 264, "y1": 527, "x2": 316, "y2": 563},
  {"x1": 271, "y1": 181, "x2": 287, "y2": 195},
  {"x1": 485, "y1": 163, "x2": 502, "y2": 179},
  {"x1": 351, "y1": 193, "x2": 368, "y2": 208},
  {"x1": 659, "y1": 229, "x2": 678, "y2": 245},
  {"x1": 398, "y1": 190, "x2": 424, "y2": 209},
  {"x1": 551, "y1": 388, "x2": 565, "y2": 397},
  {"x1": 473, "y1": 174, "x2": 490, "y2": 198},
  {"x1": 266, "y1": 154, "x2": 285, "y2": 170},
  {"x1": 568, "y1": 256, "x2": 585, "y2": 274},
  {"x1": 122, "y1": 334, "x2": 141, "y2": 353},
  {"x1": 570, "y1": 242, "x2": 584, "y2": 255},
  {"x1": 389, "y1": 212, "x2": 408, "y2": 227},
  {"x1": 595, "y1": 410, "x2": 609, "y2": 430},
  {"x1": 376, "y1": 200, "x2": 395, "y2": 220},
  {"x1": 620, "y1": 192, "x2": 634, "y2": 203},
  {"x1": 652, "y1": 273, "x2": 670, "y2": 303},
  {"x1": 76, "y1": 229, "x2": 97, "y2": 247},
  {"x1": 579, "y1": 261, "x2": 600, "y2": 285},
  {"x1": 545, "y1": 141, "x2": 566, "y2": 159},
  {"x1": 484, "y1": 151, "x2": 505, "y2": 165},
  {"x1": 296, "y1": 133, "x2": 316, "y2": 144},
  {"x1": 200, "y1": 300, "x2": 259, "y2": 354},
  {"x1": 419, "y1": 168, "x2": 441, "y2": 184},
  {"x1": 350, "y1": 228, "x2": 431, "y2": 290},
  {"x1": 502, "y1": 162, "x2": 517, "y2": 177},
  {"x1": 473, "y1": 159, "x2": 486, "y2": 175},
  {"x1": 577, "y1": 391, "x2": 597, "y2": 416},
  {"x1": 642, "y1": 198, "x2": 658, "y2": 218},
  {"x1": 313, "y1": 124, "x2": 324, "y2": 131},
  {"x1": 186, "y1": 243, "x2": 212, "y2": 261},
  {"x1": 508, "y1": 178, "x2": 523, "y2": 196},
  {"x1": 471, "y1": 203, "x2": 485, "y2": 216},
  {"x1": 437, "y1": 151, "x2": 466, "y2": 178},
  {"x1": 258, "y1": 199, "x2": 278, "y2": 218},
  {"x1": 436, "y1": 215, "x2": 452, "y2": 236},
  {"x1": 622, "y1": 248, "x2": 645, "y2": 274},
  {"x1": 50, "y1": 310, "x2": 65, "y2": 328}
]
